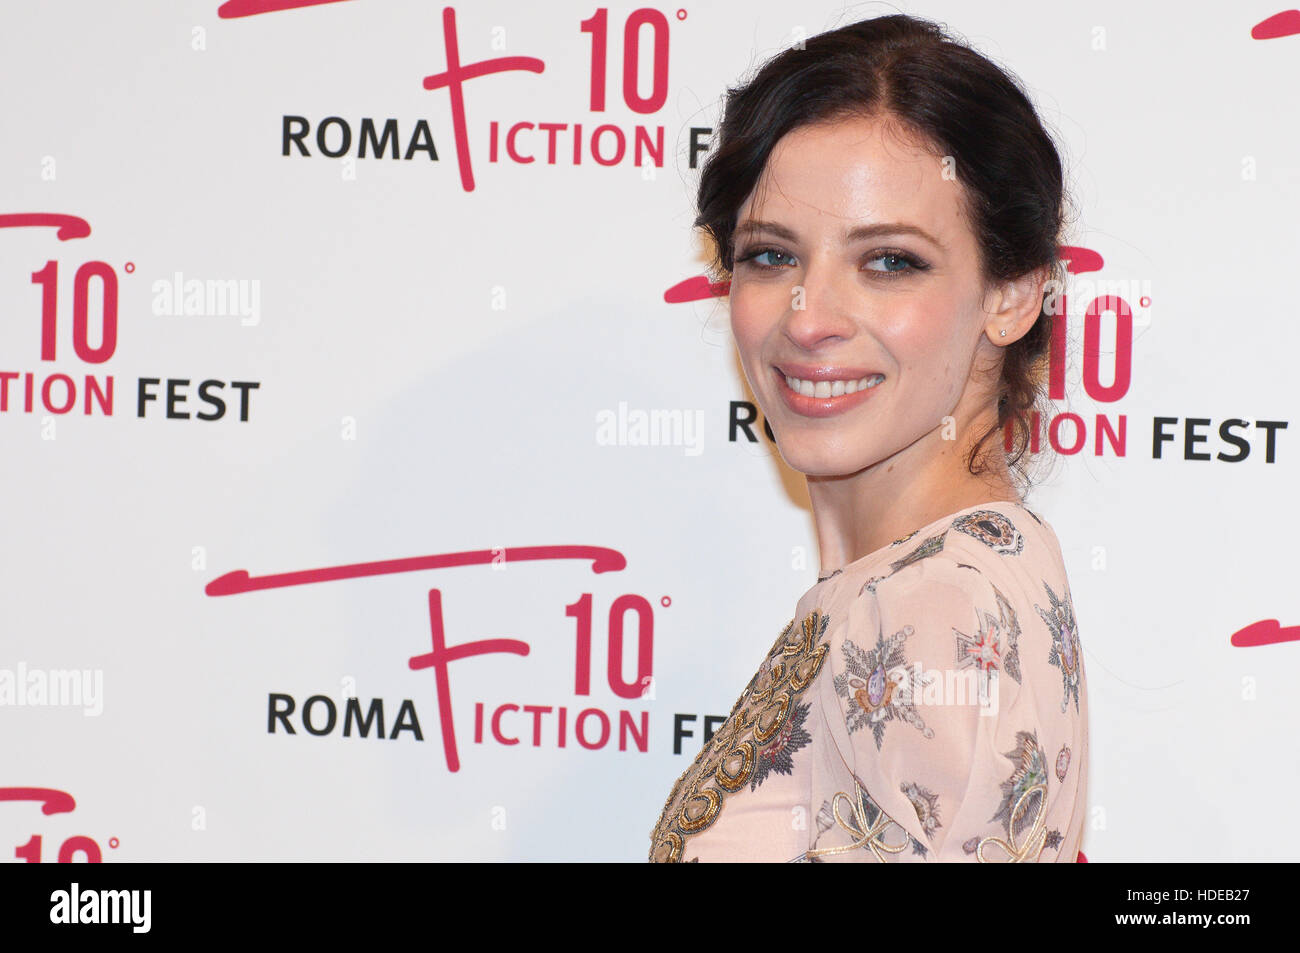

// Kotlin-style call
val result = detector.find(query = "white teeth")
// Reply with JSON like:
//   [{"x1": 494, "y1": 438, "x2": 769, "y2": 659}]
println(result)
[{"x1": 784, "y1": 372, "x2": 884, "y2": 396}]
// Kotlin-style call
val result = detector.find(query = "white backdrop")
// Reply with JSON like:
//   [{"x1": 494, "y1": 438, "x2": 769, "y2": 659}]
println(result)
[{"x1": 2, "y1": 0, "x2": 1298, "y2": 862}]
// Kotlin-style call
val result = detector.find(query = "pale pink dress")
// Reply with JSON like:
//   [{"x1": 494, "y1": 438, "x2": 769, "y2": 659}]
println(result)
[{"x1": 649, "y1": 500, "x2": 1089, "y2": 863}]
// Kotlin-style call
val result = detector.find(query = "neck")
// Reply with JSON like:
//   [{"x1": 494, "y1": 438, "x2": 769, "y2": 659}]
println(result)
[{"x1": 807, "y1": 407, "x2": 1019, "y2": 574}]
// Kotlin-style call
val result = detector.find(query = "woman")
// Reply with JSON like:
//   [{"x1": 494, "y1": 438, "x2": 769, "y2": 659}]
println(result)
[{"x1": 650, "y1": 14, "x2": 1088, "y2": 862}]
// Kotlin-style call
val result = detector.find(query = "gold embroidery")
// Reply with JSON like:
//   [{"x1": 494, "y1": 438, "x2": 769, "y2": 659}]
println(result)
[
  {"x1": 805, "y1": 781, "x2": 911, "y2": 862},
  {"x1": 715, "y1": 741, "x2": 755, "y2": 792},
  {"x1": 648, "y1": 611, "x2": 831, "y2": 863},
  {"x1": 976, "y1": 782, "x2": 1048, "y2": 862},
  {"x1": 677, "y1": 788, "x2": 721, "y2": 833},
  {"x1": 752, "y1": 695, "x2": 789, "y2": 743}
]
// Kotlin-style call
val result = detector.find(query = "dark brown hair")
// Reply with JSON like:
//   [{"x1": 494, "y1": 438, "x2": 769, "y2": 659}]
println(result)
[{"x1": 696, "y1": 13, "x2": 1072, "y2": 491}]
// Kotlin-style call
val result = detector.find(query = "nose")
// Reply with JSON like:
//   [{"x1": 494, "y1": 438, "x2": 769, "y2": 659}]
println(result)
[{"x1": 780, "y1": 256, "x2": 860, "y2": 352}]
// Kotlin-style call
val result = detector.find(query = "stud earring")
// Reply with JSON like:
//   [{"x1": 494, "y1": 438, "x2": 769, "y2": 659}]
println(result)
[{"x1": 999, "y1": 329, "x2": 1006, "y2": 337}]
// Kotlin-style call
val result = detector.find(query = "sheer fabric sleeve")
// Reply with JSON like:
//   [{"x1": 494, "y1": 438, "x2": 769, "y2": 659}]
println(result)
[{"x1": 819, "y1": 551, "x2": 1084, "y2": 862}]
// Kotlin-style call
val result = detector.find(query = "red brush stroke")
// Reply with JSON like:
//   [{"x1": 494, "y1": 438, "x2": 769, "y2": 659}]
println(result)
[
  {"x1": 1252, "y1": 10, "x2": 1300, "y2": 39},
  {"x1": 0, "y1": 787, "x2": 77, "y2": 816},
  {"x1": 0, "y1": 213, "x2": 90, "y2": 241},
  {"x1": 1060, "y1": 245, "x2": 1103, "y2": 275},
  {"x1": 664, "y1": 275, "x2": 730, "y2": 303},
  {"x1": 423, "y1": 7, "x2": 545, "y2": 193},
  {"x1": 409, "y1": 589, "x2": 530, "y2": 772},
  {"x1": 217, "y1": 0, "x2": 352, "y2": 18},
  {"x1": 208, "y1": 546, "x2": 625, "y2": 771},
  {"x1": 206, "y1": 545, "x2": 625, "y2": 596},
  {"x1": 1231, "y1": 619, "x2": 1300, "y2": 647}
]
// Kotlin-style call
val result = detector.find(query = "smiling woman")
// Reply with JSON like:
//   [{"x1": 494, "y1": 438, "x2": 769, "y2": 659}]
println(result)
[{"x1": 649, "y1": 13, "x2": 1089, "y2": 863}]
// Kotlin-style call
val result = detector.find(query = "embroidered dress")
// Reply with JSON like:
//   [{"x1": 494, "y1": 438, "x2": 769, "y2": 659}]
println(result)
[{"x1": 648, "y1": 500, "x2": 1088, "y2": 863}]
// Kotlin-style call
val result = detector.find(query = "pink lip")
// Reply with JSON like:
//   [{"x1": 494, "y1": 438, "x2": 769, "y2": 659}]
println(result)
[
  {"x1": 774, "y1": 363, "x2": 884, "y2": 381},
  {"x1": 772, "y1": 364, "x2": 884, "y2": 419}
]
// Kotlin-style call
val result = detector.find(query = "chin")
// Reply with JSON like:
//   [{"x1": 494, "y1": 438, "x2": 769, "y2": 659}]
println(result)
[{"x1": 772, "y1": 438, "x2": 876, "y2": 479}]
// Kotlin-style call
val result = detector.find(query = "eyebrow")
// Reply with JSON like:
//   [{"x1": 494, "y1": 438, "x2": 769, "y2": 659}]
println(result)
[{"x1": 732, "y1": 218, "x2": 945, "y2": 250}]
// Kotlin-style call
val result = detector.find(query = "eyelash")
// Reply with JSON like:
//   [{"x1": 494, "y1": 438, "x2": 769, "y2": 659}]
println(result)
[{"x1": 734, "y1": 245, "x2": 931, "y2": 278}]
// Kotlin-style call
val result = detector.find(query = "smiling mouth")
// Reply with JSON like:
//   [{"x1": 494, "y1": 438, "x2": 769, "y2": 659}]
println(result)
[{"x1": 781, "y1": 372, "x2": 885, "y2": 398}]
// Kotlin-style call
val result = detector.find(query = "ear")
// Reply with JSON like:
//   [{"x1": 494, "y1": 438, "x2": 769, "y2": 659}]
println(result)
[{"x1": 982, "y1": 265, "x2": 1050, "y2": 346}]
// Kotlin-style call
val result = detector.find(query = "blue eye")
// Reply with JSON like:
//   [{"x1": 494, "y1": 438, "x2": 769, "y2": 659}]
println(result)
[
  {"x1": 865, "y1": 251, "x2": 926, "y2": 275},
  {"x1": 736, "y1": 246, "x2": 797, "y2": 270},
  {"x1": 734, "y1": 245, "x2": 930, "y2": 277}
]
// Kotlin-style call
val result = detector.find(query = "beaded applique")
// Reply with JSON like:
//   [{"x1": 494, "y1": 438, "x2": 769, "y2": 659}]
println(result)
[
  {"x1": 648, "y1": 611, "x2": 831, "y2": 863},
  {"x1": 951, "y1": 509, "x2": 1025, "y2": 555},
  {"x1": 832, "y1": 625, "x2": 935, "y2": 750},
  {"x1": 968, "y1": 729, "x2": 1063, "y2": 861},
  {"x1": 823, "y1": 527, "x2": 941, "y2": 588},
  {"x1": 887, "y1": 532, "x2": 947, "y2": 573},
  {"x1": 841, "y1": 506, "x2": 1031, "y2": 599},
  {"x1": 857, "y1": 511, "x2": 1017, "y2": 598},
  {"x1": 954, "y1": 581, "x2": 1023, "y2": 687}
]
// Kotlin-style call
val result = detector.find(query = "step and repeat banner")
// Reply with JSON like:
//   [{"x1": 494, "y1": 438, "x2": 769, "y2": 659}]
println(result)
[{"x1": 2, "y1": 0, "x2": 1297, "y2": 862}]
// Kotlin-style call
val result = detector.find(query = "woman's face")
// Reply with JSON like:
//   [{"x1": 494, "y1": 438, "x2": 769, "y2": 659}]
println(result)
[{"x1": 728, "y1": 114, "x2": 1006, "y2": 481}]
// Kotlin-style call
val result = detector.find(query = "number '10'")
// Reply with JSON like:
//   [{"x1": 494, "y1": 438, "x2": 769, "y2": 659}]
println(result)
[
  {"x1": 31, "y1": 260, "x2": 119, "y2": 363},
  {"x1": 566, "y1": 594, "x2": 654, "y2": 699},
  {"x1": 580, "y1": 8, "x2": 669, "y2": 113}
]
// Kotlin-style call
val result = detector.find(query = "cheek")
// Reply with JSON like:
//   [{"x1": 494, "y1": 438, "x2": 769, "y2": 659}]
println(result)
[
  {"x1": 727, "y1": 283, "x2": 780, "y2": 357},
  {"x1": 882, "y1": 295, "x2": 972, "y2": 387}
]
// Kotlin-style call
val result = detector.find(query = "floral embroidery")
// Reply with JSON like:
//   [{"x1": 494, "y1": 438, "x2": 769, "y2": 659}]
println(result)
[
  {"x1": 976, "y1": 730, "x2": 1050, "y2": 862},
  {"x1": 824, "y1": 527, "x2": 942, "y2": 589},
  {"x1": 650, "y1": 501, "x2": 1085, "y2": 864},
  {"x1": 833, "y1": 626, "x2": 935, "y2": 749},
  {"x1": 887, "y1": 532, "x2": 947, "y2": 573},
  {"x1": 857, "y1": 528, "x2": 950, "y2": 596},
  {"x1": 954, "y1": 580, "x2": 1022, "y2": 688},
  {"x1": 951, "y1": 509, "x2": 1024, "y2": 555},
  {"x1": 1036, "y1": 581, "x2": 1081, "y2": 714},
  {"x1": 959, "y1": 731, "x2": 1072, "y2": 862},
  {"x1": 900, "y1": 780, "x2": 942, "y2": 841},
  {"x1": 855, "y1": 517, "x2": 1007, "y2": 599},
  {"x1": 751, "y1": 701, "x2": 812, "y2": 790},
  {"x1": 802, "y1": 778, "x2": 928, "y2": 861},
  {"x1": 648, "y1": 611, "x2": 831, "y2": 863}
]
